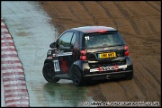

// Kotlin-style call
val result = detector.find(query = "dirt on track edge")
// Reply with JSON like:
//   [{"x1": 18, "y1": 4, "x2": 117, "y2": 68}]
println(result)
[{"x1": 39, "y1": 1, "x2": 161, "y2": 104}]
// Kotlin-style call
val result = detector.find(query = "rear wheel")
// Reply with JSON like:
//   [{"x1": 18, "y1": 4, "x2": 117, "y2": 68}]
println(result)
[
  {"x1": 71, "y1": 66, "x2": 85, "y2": 86},
  {"x1": 42, "y1": 62, "x2": 60, "y2": 83}
]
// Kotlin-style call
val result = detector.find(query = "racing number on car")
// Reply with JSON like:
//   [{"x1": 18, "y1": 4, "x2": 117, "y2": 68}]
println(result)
[
  {"x1": 53, "y1": 60, "x2": 60, "y2": 72},
  {"x1": 85, "y1": 36, "x2": 89, "y2": 40}
]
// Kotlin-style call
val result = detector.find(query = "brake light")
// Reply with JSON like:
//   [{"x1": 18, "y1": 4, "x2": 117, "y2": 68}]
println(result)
[
  {"x1": 124, "y1": 45, "x2": 129, "y2": 56},
  {"x1": 80, "y1": 50, "x2": 86, "y2": 55},
  {"x1": 124, "y1": 45, "x2": 128, "y2": 50},
  {"x1": 80, "y1": 56, "x2": 87, "y2": 60},
  {"x1": 80, "y1": 50, "x2": 87, "y2": 60},
  {"x1": 125, "y1": 51, "x2": 129, "y2": 56},
  {"x1": 98, "y1": 30, "x2": 107, "y2": 33}
]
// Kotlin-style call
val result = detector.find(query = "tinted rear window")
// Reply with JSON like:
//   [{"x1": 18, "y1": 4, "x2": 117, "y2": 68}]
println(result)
[{"x1": 83, "y1": 31, "x2": 125, "y2": 48}]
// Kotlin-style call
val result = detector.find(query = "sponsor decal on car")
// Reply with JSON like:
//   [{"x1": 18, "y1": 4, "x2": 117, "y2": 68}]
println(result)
[
  {"x1": 90, "y1": 64, "x2": 127, "y2": 73},
  {"x1": 53, "y1": 50, "x2": 72, "y2": 57},
  {"x1": 53, "y1": 60, "x2": 60, "y2": 72},
  {"x1": 61, "y1": 59, "x2": 68, "y2": 72}
]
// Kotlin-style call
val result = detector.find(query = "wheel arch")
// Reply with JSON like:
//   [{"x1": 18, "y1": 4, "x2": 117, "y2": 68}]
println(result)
[
  {"x1": 44, "y1": 59, "x2": 53, "y2": 65},
  {"x1": 70, "y1": 60, "x2": 83, "y2": 69},
  {"x1": 69, "y1": 60, "x2": 89, "y2": 77}
]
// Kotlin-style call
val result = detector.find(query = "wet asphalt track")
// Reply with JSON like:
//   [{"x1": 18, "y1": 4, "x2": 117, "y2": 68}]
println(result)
[{"x1": 1, "y1": 1, "x2": 93, "y2": 107}]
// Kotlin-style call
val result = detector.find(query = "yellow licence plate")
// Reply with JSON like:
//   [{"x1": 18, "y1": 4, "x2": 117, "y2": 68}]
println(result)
[{"x1": 98, "y1": 52, "x2": 116, "y2": 58}]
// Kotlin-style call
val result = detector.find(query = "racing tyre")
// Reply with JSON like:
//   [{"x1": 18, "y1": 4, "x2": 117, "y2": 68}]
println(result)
[
  {"x1": 71, "y1": 66, "x2": 85, "y2": 86},
  {"x1": 43, "y1": 62, "x2": 60, "y2": 83}
]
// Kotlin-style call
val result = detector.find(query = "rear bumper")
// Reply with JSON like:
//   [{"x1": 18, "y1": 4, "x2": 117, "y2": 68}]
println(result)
[
  {"x1": 83, "y1": 70, "x2": 133, "y2": 81},
  {"x1": 72, "y1": 56, "x2": 133, "y2": 81},
  {"x1": 82, "y1": 56, "x2": 133, "y2": 81}
]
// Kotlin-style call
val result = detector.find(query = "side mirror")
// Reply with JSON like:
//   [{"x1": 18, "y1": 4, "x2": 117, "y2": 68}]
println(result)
[{"x1": 50, "y1": 42, "x2": 56, "y2": 48}]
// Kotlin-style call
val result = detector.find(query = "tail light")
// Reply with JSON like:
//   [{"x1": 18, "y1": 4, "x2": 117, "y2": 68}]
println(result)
[
  {"x1": 97, "y1": 30, "x2": 107, "y2": 33},
  {"x1": 124, "y1": 45, "x2": 129, "y2": 56},
  {"x1": 80, "y1": 50, "x2": 87, "y2": 60}
]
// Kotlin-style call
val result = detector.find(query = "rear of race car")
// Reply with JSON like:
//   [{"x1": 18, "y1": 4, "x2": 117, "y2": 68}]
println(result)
[{"x1": 79, "y1": 30, "x2": 133, "y2": 81}]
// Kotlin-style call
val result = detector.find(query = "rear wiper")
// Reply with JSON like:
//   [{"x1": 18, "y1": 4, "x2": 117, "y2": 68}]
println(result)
[{"x1": 115, "y1": 44, "x2": 124, "y2": 46}]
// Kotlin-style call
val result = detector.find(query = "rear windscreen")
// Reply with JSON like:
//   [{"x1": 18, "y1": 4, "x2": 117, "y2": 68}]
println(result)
[{"x1": 84, "y1": 31, "x2": 125, "y2": 48}]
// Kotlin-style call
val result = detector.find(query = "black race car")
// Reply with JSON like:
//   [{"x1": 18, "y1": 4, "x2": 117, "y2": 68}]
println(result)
[{"x1": 42, "y1": 26, "x2": 133, "y2": 86}]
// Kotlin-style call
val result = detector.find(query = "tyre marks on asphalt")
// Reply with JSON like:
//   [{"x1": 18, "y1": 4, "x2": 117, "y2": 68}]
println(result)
[
  {"x1": 97, "y1": 2, "x2": 121, "y2": 28},
  {"x1": 113, "y1": 2, "x2": 141, "y2": 36},
  {"x1": 116, "y1": 2, "x2": 160, "y2": 97},
  {"x1": 113, "y1": 2, "x2": 160, "y2": 101},
  {"x1": 112, "y1": 1, "x2": 160, "y2": 50},
  {"x1": 79, "y1": 1, "x2": 99, "y2": 25},
  {"x1": 145, "y1": 1, "x2": 161, "y2": 12},
  {"x1": 140, "y1": 58, "x2": 161, "y2": 86},
  {"x1": 65, "y1": 2, "x2": 95, "y2": 26},
  {"x1": 87, "y1": 84, "x2": 107, "y2": 102},
  {"x1": 118, "y1": 80, "x2": 146, "y2": 101},
  {"x1": 98, "y1": 82, "x2": 128, "y2": 101},
  {"x1": 114, "y1": 2, "x2": 160, "y2": 39},
  {"x1": 65, "y1": 2, "x2": 86, "y2": 26},
  {"x1": 94, "y1": 1, "x2": 114, "y2": 25},
  {"x1": 134, "y1": 60, "x2": 160, "y2": 101},
  {"x1": 142, "y1": 64, "x2": 161, "y2": 86},
  {"x1": 132, "y1": 76, "x2": 147, "y2": 100},
  {"x1": 1, "y1": 18, "x2": 29, "y2": 107}
]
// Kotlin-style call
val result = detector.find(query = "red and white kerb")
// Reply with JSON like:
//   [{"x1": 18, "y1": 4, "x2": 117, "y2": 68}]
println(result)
[{"x1": 1, "y1": 18, "x2": 29, "y2": 107}]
